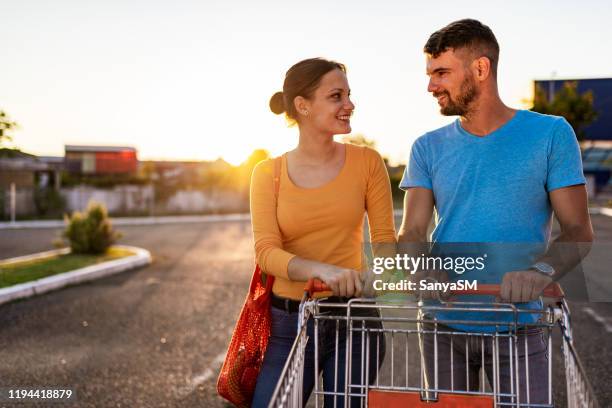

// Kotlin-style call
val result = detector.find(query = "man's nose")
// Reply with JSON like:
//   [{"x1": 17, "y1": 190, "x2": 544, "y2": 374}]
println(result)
[{"x1": 427, "y1": 78, "x2": 437, "y2": 93}]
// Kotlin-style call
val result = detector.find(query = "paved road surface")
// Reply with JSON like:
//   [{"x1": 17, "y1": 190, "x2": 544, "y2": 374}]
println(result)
[{"x1": 1, "y1": 215, "x2": 611, "y2": 407}]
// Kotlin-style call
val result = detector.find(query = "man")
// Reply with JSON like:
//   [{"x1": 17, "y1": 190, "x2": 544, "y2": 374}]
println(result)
[{"x1": 398, "y1": 19, "x2": 593, "y2": 405}]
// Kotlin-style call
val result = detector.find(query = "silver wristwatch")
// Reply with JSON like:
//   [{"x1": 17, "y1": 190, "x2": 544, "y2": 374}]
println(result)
[{"x1": 531, "y1": 262, "x2": 555, "y2": 277}]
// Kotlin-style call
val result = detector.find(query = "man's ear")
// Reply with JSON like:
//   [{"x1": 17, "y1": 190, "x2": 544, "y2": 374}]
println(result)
[{"x1": 473, "y1": 56, "x2": 491, "y2": 81}]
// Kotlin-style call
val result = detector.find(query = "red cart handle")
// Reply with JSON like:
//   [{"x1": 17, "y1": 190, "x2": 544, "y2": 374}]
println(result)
[
  {"x1": 305, "y1": 279, "x2": 564, "y2": 299},
  {"x1": 305, "y1": 278, "x2": 331, "y2": 296}
]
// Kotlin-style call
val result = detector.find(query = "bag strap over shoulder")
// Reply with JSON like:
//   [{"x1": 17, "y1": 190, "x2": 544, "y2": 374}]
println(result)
[
  {"x1": 273, "y1": 156, "x2": 281, "y2": 199},
  {"x1": 261, "y1": 156, "x2": 282, "y2": 287}
]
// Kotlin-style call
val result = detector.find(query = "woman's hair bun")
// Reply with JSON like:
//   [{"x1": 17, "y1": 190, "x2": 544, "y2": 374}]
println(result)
[{"x1": 269, "y1": 91, "x2": 285, "y2": 115}]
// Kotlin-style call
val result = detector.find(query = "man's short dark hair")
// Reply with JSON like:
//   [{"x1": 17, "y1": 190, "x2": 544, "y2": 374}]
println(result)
[{"x1": 424, "y1": 19, "x2": 500, "y2": 77}]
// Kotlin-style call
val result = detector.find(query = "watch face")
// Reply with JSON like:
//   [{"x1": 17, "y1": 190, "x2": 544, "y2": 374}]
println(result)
[{"x1": 533, "y1": 262, "x2": 554, "y2": 275}]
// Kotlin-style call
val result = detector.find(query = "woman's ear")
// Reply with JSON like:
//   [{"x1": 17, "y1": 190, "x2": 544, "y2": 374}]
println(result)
[{"x1": 294, "y1": 96, "x2": 311, "y2": 117}]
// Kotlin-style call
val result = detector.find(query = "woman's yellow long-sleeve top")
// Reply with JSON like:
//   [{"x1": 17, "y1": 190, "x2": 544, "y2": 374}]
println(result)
[{"x1": 250, "y1": 144, "x2": 396, "y2": 300}]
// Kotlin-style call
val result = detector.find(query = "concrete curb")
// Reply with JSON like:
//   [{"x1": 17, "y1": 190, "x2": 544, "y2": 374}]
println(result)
[
  {"x1": 0, "y1": 245, "x2": 152, "y2": 306},
  {"x1": 0, "y1": 213, "x2": 250, "y2": 230},
  {"x1": 589, "y1": 207, "x2": 612, "y2": 217},
  {"x1": 0, "y1": 247, "x2": 70, "y2": 266}
]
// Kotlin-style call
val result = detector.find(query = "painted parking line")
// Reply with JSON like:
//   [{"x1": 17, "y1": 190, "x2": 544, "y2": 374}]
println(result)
[
  {"x1": 176, "y1": 352, "x2": 226, "y2": 398},
  {"x1": 582, "y1": 307, "x2": 612, "y2": 333}
]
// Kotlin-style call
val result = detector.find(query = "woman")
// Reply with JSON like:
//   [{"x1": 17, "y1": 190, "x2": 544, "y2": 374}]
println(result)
[{"x1": 250, "y1": 58, "x2": 396, "y2": 407}]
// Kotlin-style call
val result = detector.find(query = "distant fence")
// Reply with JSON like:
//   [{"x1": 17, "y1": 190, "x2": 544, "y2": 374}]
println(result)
[
  {"x1": 163, "y1": 189, "x2": 246, "y2": 213},
  {"x1": 62, "y1": 185, "x2": 154, "y2": 215},
  {"x1": 1, "y1": 185, "x2": 248, "y2": 219},
  {"x1": 0, "y1": 187, "x2": 35, "y2": 218}
]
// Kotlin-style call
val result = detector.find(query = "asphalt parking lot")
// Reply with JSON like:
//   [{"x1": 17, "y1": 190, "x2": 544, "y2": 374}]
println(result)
[{"x1": 1, "y1": 215, "x2": 611, "y2": 407}]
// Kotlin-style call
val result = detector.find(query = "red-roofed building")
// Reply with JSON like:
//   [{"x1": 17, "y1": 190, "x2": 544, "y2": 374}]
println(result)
[{"x1": 64, "y1": 145, "x2": 137, "y2": 175}]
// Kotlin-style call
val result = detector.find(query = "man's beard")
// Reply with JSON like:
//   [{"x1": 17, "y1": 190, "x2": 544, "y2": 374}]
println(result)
[{"x1": 436, "y1": 75, "x2": 478, "y2": 116}]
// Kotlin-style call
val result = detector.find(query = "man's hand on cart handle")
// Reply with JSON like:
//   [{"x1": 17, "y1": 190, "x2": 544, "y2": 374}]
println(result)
[{"x1": 495, "y1": 270, "x2": 562, "y2": 302}]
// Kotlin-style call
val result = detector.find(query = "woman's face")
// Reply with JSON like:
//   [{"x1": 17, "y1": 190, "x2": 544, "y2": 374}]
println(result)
[{"x1": 298, "y1": 69, "x2": 355, "y2": 135}]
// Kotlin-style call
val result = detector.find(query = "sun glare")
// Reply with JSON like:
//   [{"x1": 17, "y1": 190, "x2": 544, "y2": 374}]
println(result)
[{"x1": 221, "y1": 147, "x2": 255, "y2": 166}]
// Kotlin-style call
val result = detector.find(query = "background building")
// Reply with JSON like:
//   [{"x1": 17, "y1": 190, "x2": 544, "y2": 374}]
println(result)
[
  {"x1": 535, "y1": 78, "x2": 612, "y2": 140},
  {"x1": 64, "y1": 145, "x2": 138, "y2": 175},
  {"x1": 0, "y1": 150, "x2": 61, "y2": 218},
  {"x1": 535, "y1": 78, "x2": 612, "y2": 198}
]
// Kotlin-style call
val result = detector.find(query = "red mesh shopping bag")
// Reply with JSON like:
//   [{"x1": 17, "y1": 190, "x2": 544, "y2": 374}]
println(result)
[
  {"x1": 217, "y1": 265, "x2": 274, "y2": 407},
  {"x1": 218, "y1": 157, "x2": 281, "y2": 407}
]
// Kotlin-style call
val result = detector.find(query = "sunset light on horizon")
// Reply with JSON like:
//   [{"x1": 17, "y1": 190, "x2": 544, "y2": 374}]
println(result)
[{"x1": 2, "y1": 0, "x2": 611, "y2": 166}]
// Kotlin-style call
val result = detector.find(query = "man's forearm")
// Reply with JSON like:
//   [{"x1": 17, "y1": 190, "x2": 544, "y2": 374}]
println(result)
[
  {"x1": 537, "y1": 225, "x2": 593, "y2": 280},
  {"x1": 397, "y1": 227, "x2": 427, "y2": 243},
  {"x1": 397, "y1": 225, "x2": 431, "y2": 256},
  {"x1": 396, "y1": 229, "x2": 432, "y2": 287}
]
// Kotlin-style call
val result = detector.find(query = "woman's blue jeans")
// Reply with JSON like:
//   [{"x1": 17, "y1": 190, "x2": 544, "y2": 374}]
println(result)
[{"x1": 252, "y1": 303, "x2": 385, "y2": 407}]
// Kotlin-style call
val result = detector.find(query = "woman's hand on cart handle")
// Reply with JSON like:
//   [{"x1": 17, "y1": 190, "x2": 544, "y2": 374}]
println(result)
[
  {"x1": 306, "y1": 276, "x2": 363, "y2": 297},
  {"x1": 290, "y1": 260, "x2": 362, "y2": 297},
  {"x1": 310, "y1": 265, "x2": 363, "y2": 298},
  {"x1": 452, "y1": 282, "x2": 564, "y2": 300},
  {"x1": 306, "y1": 278, "x2": 330, "y2": 295}
]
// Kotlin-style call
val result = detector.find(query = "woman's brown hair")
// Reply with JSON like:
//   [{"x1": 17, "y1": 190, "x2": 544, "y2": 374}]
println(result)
[{"x1": 270, "y1": 58, "x2": 346, "y2": 124}]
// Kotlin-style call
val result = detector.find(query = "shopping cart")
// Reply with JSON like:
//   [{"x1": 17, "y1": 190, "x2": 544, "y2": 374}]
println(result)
[{"x1": 268, "y1": 280, "x2": 599, "y2": 408}]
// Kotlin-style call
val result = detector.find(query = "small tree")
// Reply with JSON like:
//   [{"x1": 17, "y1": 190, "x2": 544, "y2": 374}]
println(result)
[
  {"x1": 242, "y1": 149, "x2": 270, "y2": 169},
  {"x1": 342, "y1": 133, "x2": 376, "y2": 148},
  {"x1": 237, "y1": 149, "x2": 270, "y2": 193},
  {"x1": 0, "y1": 110, "x2": 18, "y2": 147},
  {"x1": 531, "y1": 81, "x2": 598, "y2": 141},
  {"x1": 63, "y1": 201, "x2": 121, "y2": 254}
]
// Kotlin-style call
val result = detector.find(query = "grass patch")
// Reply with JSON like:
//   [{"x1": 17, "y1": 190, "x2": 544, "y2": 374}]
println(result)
[{"x1": 0, "y1": 247, "x2": 135, "y2": 288}]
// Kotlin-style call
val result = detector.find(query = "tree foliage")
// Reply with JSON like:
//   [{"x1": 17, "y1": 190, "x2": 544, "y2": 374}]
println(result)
[
  {"x1": 236, "y1": 149, "x2": 270, "y2": 195},
  {"x1": 341, "y1": 133, "x2": 376, "y2": 148},
  {"x1": 0, "y1": 110, "x2": 18, "y2": 146},
  {"x1": 242, "y1": 149, "x2": 270, "y2": 168},
  {"x1": 531, "y1": 81, "x2": 598, "y2": 141}
]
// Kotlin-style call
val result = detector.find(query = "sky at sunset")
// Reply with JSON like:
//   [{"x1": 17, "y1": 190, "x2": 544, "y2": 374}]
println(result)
[{"x1": 1, "y1": 0, "x2": 611, "y2": 165}]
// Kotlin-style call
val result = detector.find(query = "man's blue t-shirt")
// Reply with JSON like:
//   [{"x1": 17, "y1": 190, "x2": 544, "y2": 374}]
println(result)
[{"x1": 399, "y1": 110, "x2": 586, "y2": 331}]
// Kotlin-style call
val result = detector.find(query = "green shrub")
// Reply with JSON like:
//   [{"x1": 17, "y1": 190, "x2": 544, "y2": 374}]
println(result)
[
  {"x1": 34, "y1": 187, "x2": 66, "y2": 217},
  {"x1": 63, "y1": 201, "x2": 121, "y2": 254}
]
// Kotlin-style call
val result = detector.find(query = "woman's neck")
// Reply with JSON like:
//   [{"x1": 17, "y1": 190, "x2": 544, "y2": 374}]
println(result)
[{"x1": 295, "y1": 127, "x2": 337, "y2": 164}]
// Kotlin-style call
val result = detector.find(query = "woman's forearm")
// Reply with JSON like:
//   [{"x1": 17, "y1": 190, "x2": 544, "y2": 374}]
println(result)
[{"x1": 287, "y1": 257, "x2": 318, "y2": 282}]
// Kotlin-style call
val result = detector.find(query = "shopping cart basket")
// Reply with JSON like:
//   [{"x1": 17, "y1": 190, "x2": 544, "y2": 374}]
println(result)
[{"x1": 268, "y1": 280, "x2": 599, "y2": 408}]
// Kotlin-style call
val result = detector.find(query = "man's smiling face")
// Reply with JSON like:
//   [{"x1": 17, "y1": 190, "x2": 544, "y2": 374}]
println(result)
[{"x1": 426, "y1": 48, "x2": 479, "y2": 116}]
